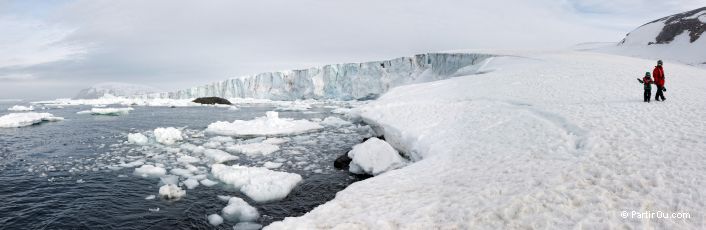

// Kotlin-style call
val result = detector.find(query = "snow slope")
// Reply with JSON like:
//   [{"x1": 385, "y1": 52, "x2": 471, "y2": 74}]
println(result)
[
  {"x1": 142, "y1": 53, "x2": 493, "y2": 101},
  {"x1": 74, "y1": 82, "x2": 160, "y2": 99},
  {"x1": 596, "y1": 7, "x2": 706, "y2": 68},
  {"x1": 266, "y1": 51, "x2": 706, "y2": 229}
]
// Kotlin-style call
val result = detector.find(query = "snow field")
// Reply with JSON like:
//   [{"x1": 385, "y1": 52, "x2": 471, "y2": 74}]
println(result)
[{"x1": 266, "y1": 51, "x2": 706, "y2": 229}]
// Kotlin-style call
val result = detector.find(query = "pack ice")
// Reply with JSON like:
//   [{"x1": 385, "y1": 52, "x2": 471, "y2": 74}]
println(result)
[{"x1": 206, "y1": 111, "x2": 322, "y2": 136}]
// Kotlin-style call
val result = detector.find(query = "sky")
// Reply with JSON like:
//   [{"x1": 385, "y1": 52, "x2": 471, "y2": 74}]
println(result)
[{"x1": 0, "y1": 0, "x2": 703, "y2": 100}]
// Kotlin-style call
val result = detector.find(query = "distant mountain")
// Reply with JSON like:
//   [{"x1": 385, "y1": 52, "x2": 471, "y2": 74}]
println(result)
[
  {"x1": 603, "y1": 7, "x2": 706, "y2": 67},
  {"x1": 620, "y1": 7, "x2": 706, "y2": 46},
  {"x1": 74, "y1": 82, "x2": 161, "y2": 99}
]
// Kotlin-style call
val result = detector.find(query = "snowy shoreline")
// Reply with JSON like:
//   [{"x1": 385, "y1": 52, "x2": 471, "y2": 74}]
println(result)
[{"x1": 265, "y1": 50, "x2": 706, "y2": 229}]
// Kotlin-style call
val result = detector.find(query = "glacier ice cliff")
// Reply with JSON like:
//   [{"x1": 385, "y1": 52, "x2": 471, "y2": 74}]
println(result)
[{"x1": 141, "y1": 53, "x2": 494, "y2": 101}]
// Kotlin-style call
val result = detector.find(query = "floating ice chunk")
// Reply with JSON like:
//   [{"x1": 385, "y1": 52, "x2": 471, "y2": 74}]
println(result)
[
  {"x1": 120, "y1": 160, "x2": 144, "y2": 168},
  {"x1": 233, "y1": 222, "x2": 263, "y2": 230},
  {"x1": 330, "y1": 107, "x2": 351, "y2": 114},
  {"x1": 77, "y1": 107, "x2": 134, "y2": 116},
  {"x1": 149, "y1": 207, "x2": 160, "y2": 212},
  {"x1": 127, "y1": 133, "x2": 149, "y2": 145},
  {"x1": 200, "y1": 179, "x2": 219, "y2": 187},
  {"x1": 263, "y1": 161, "x2": 283, "y2": 169},
  {"x1": 204, "y1": 149, "x2": 239, "y2": 163},
  {"x1": 180, "y1": 143, "x2": 205, "y2": 153},
  {"x1": 262, "y1": 137, "x2": 288, "y2": 145},
  {"x1": 170, "y1": 168, "x2": 194, "y2": 178},
  {"x1": 210, "y1": 136, "x2": 234, "y2": 143},
  {"x1": 160, "y1": 175, "x2": 180, "y2": 185},
  {"x1": 217, "y1": 195, "x2": 232, "y2": 202},
  {"x1": 320, "y1": 116, "x2": 351, "y2": 127},
  {"x1": 177, "y1": 155, "x2": 200, "y2": 164},
  {"x1": 226, "y1": 143, "x2": 280, "y2": 156},
  {"x1": 211, "y1": 164, "x2": 302, "y2": 202},
  {"x1": 203, "y1": 141, "x2": 222, "y2": 149},
  {"x1": 221, "y1": 197, "x2": 259, "y2": 222},
  {"x1": 7, "y1": 105, "x2": 34, "y2": 111},
  {"x1": 205, "y1": 111, "x2": 322, "y2": 136},
  {"x1": 207, "y1": 214, "x2": 224, "y2": 226},
  {"x1": 183, "y1": 178, "x2": 200, "y2": 189},
  {"x1": 134, "y1": 165, "x2": 167, "y2": 178},
  {"x1": 348, "y1": 137, "x2": 407, "y2": 176},
  {"x1": 154, "y1": 127, "x2": 183, "y2": 145},
  {"x1": 76, "y1": 179, "x2": 85, "y2": 183},
  {"x1": 159, "y1": 184, "x2": 186, "y2": 200},
  {"x1": 0, "y1": 112, "x2": 64, "y2": 128},
  {"x1": 145, "y1": 195, "x2": 156, "y2": 200}
]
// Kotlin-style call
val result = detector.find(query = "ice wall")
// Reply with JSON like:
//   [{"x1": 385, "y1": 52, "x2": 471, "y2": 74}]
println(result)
[{"x1": 143, "y1": 53, "x2": 493, "y2": 101}]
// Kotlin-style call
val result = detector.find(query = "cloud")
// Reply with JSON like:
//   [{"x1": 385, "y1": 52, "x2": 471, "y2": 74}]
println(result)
[{"x1": 0, "y1": 0, "x2": 702, "y2": 99}]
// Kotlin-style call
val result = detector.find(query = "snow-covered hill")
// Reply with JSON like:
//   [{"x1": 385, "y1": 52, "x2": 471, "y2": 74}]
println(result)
[
  {"x1": 141, "y1": 53, "x2": 493, "y2": 101},
  {"x1": 75, "y1": 82, "x2": 160, "y2": 99},
  {"x1": 266, "y1": 51, "x2": 706, "y2": 229},
  {"x1": 597, "y1": 7, "x2": 706, "y2": 67}
]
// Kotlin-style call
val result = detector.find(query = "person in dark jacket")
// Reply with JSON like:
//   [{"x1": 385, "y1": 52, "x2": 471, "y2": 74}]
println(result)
[
  {"x1": 637, "y1": 72, "x2": 655, "y2": 102},
  {"x1": 652, "y1": 60, "x2": 666, "y2": 101}
]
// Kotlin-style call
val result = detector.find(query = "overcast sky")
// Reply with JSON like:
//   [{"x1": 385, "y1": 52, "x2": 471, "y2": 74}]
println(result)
[{"x1": 0, "y1": 0, "x2": 703, "y2": 100}]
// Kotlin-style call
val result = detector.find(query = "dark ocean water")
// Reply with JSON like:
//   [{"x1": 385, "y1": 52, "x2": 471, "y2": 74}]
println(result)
[{"x1": 0, "y1": 102, "x2": 368, "y2": 229}]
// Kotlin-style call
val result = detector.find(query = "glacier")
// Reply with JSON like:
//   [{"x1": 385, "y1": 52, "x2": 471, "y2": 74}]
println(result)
[{"x1": 141, "y1": 53, "x2": 493, "y2": 101}]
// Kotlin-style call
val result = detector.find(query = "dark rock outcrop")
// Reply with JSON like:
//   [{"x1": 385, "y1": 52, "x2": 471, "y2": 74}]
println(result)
[
  {"x1": 621, "y1": 7, "x2": 706, "y2": 45},
  {"x1": 333, "y1": 154, "x2": 352, "y2": 170},
  {"x1": 192, "y1": 97, "x2": 232, "y2": 105}
]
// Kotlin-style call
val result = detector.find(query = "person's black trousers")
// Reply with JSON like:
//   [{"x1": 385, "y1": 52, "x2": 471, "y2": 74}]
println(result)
[
  {"x1": 655, "y1": 85, "x2": 666, "y2": 101},
  {"x1": 644, "y1": 89, "x2": 651, "y2": 102}
]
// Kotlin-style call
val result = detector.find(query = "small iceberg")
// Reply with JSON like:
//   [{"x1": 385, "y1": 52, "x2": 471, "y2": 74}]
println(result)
[
  {"x1": 77, "y1": 107, "x2": 134, "y2": 116},
  {"x1": 0, "y1": 112, "x2": 64, "y2": 128},
  {"x1": 206, "y1": 111, "x2": 322, "y2": 136}
]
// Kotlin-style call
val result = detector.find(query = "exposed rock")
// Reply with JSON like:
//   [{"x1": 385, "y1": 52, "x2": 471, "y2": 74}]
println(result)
[
  {"x1": 192, "y1": 97, "x2": 232, "y2": 105},
  {"x1": 333, "y1": 154, "x2": 352, "y2": 170}
]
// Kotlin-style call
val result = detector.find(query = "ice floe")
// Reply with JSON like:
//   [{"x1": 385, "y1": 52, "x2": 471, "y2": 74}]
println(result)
[
  {"x1": 127, "y1": 133, "x2": 149, "y2": 145},
  {"x1": 7, "y1": 105, "x2": 34, "y2": 111},
  {"x1": 204, "y1": 149, "x2": 239, "y2": 163},
  {"x1": 226, "y1": 143, "x2": 280, "y2": 156},
  {"x1": 211, "y1": 164, "x2": 302, "y2": 202},
  {"x1": 205, "y1": 111, "x2": 322, "y2": 136},
  {"x1": 207, "y1": 214, "x2": 224, "y2": 226},
  {"x1": 221, "y1": 197, "x2": 259, "y2": 222},
  {"x1": 0, "y1": 112, "x2": 64, "y2": 128},
  {"x1": 154, "y1": 127, "x2": 183, "y2": 145},
  {"x1": 77, "y1": 107, "x2": 134, "y2": 115},
  {"x1": 158, "y1": 184, "x2": 186, "y2": 200},
  {"x1": 133, "y1": 165, "x2": 167, "y2": 178}
]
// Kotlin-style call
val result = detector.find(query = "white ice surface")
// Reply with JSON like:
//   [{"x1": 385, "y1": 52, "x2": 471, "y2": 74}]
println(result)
[
  {"x1": 7, "y1": 105, "x2": 34, "y2": 111},
  {"x1": 127, "y1": 133, "x2": 149, "y2": 145},
  {"x1": 222, "y1": 197, "x2": 260, "y2": 222},
  {"x1": 320, "y1": 116, "x2": 351, "y2": 127},
  {"x1": 204, "y1": 149, "x2": 239, "y2": 163},
  {"x1": 77, "y1": 107, "x2": 134, "y2": 115},
  {"x1": 205, "y1": 111, "x2": 322, "y2": 136},
  {"x1": 347, "y1": 137, "x2": 406, "y2": 176},
  {"x1": 0, "y1": 112, "x2": 63, "y2": 128},
  {"x1": 153, "y1": 127, "x2": 183, "y2": 145},
  {"x1": 133, "y1": 165, "x2": 167, "y2": 178},
  {"x1": 207, "y1": 214, "x2": 223, "y2": 226},
  {"x1": 226, "y1": 143, "x2": 280, "y2": 156},
  {"x1": 211, "y1": 164, "x2": 302, "y2": 203},
  {"x1": 158, "y1": 184, "x2": 186, "y2": 200},
  {"x1": 266, "y1": 51, "x2": 706, "y2": 229}
]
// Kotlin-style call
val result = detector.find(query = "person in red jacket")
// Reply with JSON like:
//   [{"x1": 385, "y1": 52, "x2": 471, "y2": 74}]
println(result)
[{"x1": 653, "y1": 60, "x2": 666, "y2": 101}]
